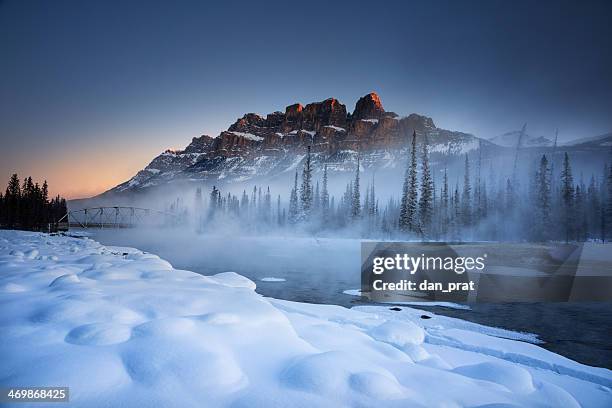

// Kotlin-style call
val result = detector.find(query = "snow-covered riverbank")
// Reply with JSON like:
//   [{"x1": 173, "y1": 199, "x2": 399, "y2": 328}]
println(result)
[{"x1": 0, "y1": 230, "x2": 610, "y2": 407}]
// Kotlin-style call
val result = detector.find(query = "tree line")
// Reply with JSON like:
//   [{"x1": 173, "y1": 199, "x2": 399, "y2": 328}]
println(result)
[
  {"x1": 0, "y1": 174, "x2": 67, "y2": 231},
  {"x1": 193, "y1": 133, "x2": 612, "y2": 243}
]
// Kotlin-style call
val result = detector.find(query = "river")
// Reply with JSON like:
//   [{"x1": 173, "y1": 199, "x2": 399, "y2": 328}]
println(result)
[{"x1": 84, "y1": 228, "x2": 612, "y2": 369}]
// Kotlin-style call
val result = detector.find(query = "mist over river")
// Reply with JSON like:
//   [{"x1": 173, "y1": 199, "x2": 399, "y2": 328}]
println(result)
[{"x1": 85, "y1": 228, "x2": 612, "y2": 369}]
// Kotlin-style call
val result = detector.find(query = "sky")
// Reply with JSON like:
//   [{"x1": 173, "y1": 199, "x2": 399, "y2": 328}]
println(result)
[{"x1": 1, "y1": 0, "x2": 611, "y2": 199}]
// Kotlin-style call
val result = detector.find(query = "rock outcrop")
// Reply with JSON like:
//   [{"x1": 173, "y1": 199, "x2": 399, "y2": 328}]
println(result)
[
  {"x1": 109, "y1": 92, "x2": 489, "y2": 192},
  {"x1": 352, "y1": 92, "x2": 385, "y2": 121}
]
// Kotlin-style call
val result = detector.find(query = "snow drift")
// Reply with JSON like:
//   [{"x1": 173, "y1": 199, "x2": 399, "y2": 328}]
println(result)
[{"x1": 0, "y1": 230, "x2": 610, "y2": 407}]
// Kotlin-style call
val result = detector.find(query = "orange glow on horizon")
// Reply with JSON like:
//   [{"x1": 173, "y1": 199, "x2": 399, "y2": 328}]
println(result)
[{"x1": 1, "y1": 145, "x2": 164, "y2": 201}]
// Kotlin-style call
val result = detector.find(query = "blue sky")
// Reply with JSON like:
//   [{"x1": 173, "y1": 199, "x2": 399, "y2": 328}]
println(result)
[{"x1": 1, "y1": 0, "x2": 611, "y2": 197}]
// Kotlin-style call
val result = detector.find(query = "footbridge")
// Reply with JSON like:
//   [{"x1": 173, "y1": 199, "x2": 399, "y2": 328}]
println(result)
[{"x1": 57, "y1": 206, "x2": 179, "y2": 230}]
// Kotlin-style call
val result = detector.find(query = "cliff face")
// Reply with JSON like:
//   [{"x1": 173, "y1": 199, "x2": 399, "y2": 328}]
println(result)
[
  {"x1": 188, "y1": 92, "x2": 444, "y2": 159},
  {"x1": 109, "y1": 92, "x2": 488, "y2": 193}
]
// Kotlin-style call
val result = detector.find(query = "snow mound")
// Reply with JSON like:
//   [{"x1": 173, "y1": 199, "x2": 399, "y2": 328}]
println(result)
[
  {"x1": 0, "y1": 230, "x2": 610, "y2": 408},
  {"x1": 369, "y1": 320, "x2": 425, "y2": 347},
  {"x1": 282, "y1": 350, "x2": 406, "y2": 400},
  {"x1": 453, "y1": 361, "x2": 535, "y2": 393},
  {"x1": 49, "y1": 273, "x2": 81, "y2": 286},
  {"x1": 65, "y1": 322, "x2": 132, "y2": 345},
  {"x1": 210, "y1": 271, "x2": 257, "y2": 289}
]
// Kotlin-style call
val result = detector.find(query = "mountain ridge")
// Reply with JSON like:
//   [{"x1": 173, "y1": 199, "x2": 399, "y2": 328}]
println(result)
[
  {"x1": 97, "y1": 92, "x2": 611, "y2": 200},
  {"x1": 107, "y1": 92, "x2": 490, "y2": 195}
]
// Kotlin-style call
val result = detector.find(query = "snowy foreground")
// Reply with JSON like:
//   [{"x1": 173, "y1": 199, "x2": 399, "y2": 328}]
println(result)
[{"x1": 0, "y1": 231, "x2": 611, "y2": 408}]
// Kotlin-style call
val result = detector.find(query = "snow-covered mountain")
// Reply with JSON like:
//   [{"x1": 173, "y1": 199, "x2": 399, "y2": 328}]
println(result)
[
  {"x1": 488, "y1": 130, "x2": 553, "y2": 148},
  {"x1": 104, "y1": 93, "x2": 493, "y2": 196},
  {"x1": 82, "y1": 93, "x2": 609, "y2": 207},
  {"x1": 561, "y1": 132, "x2": 612, "y2": 148}
]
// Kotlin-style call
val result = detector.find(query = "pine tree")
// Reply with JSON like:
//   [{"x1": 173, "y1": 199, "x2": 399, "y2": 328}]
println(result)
[
  {"x1": 40, "y1": 180, "x2": 49, "y2": 225},
  {"x1": 263, "y1": 186, "x2": 271, "y2": 223},
  {"x1": 399, "y1": 131, "x2": 418, "y2": 233},
  {"x1": 575, "y1": 184, "x2": 587, "y2": 241},
  {"x1": 321, "y1": 164, "x2": 330, "y2": 223},
  {"x1": 535, "y1": 154, "x2": 552, "y2": 241},
  {"x1": 208, "y1": 186, "x2": 220, "y2": 221},
  {"x1": 452, "y1": 183, "x2": 460, "y2": 241},
  {"x1": 251, "y1": 186, "x2": 257, "y2": 213},
  {"x1": 5, "y1": 174, "x2": 21, "y2": 228},
  {"x1": 441, "y1": 168, "x2": 449, "y2": 237},
  {"x1": 367, "y1": 177, "x2": 376, "y2": 217},
  {"x1": 351, "y1": 156, "x2": 361, "y2": 219},
  {"x1": 462, "y1": 155, "x2": 472, "y2": 228},
  {"x1": 289, "y1": 171, "x2": 299, "y2": 224},
  {"x1": 418, "y1": 136, "x2": 433, "y2": 236},
  {"x1": 240, "y1": 190, "x2": 249, "y2": 216},
  {"x1": 194, "y1": 187, "x2": 203, "y2": 228},
  {"x1": 300, "y1": 146, "x2": 313, "y2": 220},
  {"x1": 560, "y1": 152, "x2": 575, "y2": 243},
  {"x1": 505, "y1": 178, "x2": 514, "y2": 214}
]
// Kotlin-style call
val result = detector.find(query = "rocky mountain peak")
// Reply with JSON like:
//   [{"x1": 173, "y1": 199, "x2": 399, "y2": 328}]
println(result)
[
  {"x1": 228, "y1": 113, "x2": 266, "y2": 132},
  {"x1": 302, "y1": 98, "x2": 347, "y2": 129},
  {"x1": 183, "y1": 135, "x2": 215, "y2": 154},
  {"x1": 108, "y1": 91, "x2": 495, "y2": 194},
  {"x1": 403, "y1": 113, "x2": 436, "y2": 132},
  {"x1": 352, "y1": 92, "x2": 385, "y2": 120},
  {"x1": 285, "y1": 103, "x2": 303, "y2": 117}
]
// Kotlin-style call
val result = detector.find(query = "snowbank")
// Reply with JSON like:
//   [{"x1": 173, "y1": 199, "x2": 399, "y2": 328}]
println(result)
[{"x1": 0, "y1": 230, "x2": 610, "y2": 407}]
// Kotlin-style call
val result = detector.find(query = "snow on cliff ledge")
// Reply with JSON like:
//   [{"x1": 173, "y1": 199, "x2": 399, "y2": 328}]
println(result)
[{"x1": 0, "y1": 230, "x2": 610, "y2": 407}]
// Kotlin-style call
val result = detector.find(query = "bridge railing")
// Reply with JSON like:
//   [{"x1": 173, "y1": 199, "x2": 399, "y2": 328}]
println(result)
[{"x1": 57, "y1": 206, "x2": 179, "y2": 230}]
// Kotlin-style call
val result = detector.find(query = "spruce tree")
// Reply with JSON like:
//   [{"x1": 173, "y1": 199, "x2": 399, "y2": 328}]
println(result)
[
  {"x1": 264, "y1": 186, "x2": 271, "y2": 223},
  {"x1": 194, "y1": 187, "x2": 203, "y2": 227},
  {"x1": 418, "y1": 136, "x2": 433, "y2": 236},
  {"x1": 208, "y1": 186, "x2": 219, "y2": 221},
  {"x1": 560, "y1": 152, "x2": 575, "y2": 243},
  {"x1": 441, "y1": 168, "x2": 449, "y2": 237},
  {"x1": 251, "y1": 186, "x2": 257, "y2": 213},
  {"x1": 462, "y1": 155, "x2": 472, "y2": 227},
  {"x1": 300, "y1": 146, "x2": 313, "y2": 220},
  {"x1": 505, "y1": 178, "x2": 514, "y2": 214},
  {"x1": 535, "y1": 154, "x2": 552, "y2": 241},
  {"x1": 481, "y1": 180, "x2": 488, "y2": 220},
  {"x1": 575, "y1": 184, "x2": 587, "y2": 241},
  {"x1": 240, "y1": 190, "x2": 249, "y2": 216},
  {"x1": 351, "y1": 156, "x2": 361, "y2": 219},
  {"x1": 452, "y1": 183, "x2": 460, "y2": 241},
  {"x1": 6, "y1": 174, "x2": 21, "y2": 228},
  {"x1": 321, "y1": 164, "x2": 330, "y2": 223},
  {"x1": 399, "y1": 131, "x2": 418, "y2": 233},
  {"x1": 289, "y1": 171, "x2": 299, "y2": 224}
]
